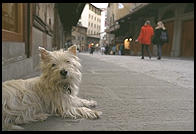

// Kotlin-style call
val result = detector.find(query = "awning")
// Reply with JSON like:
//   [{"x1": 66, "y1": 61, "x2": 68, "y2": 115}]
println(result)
[
  {"x1": 116, "y1": 3, "x2": 171, "y2": 23},
  {"x1": 116, "y1": 3, "x2": 150, "y2": 23},
  {"x1": 56, "y1": 3, "x2": 86, "y2": 32},
  {"x1": 109, "y1": 23, "x2": 120, "y2": 33}
]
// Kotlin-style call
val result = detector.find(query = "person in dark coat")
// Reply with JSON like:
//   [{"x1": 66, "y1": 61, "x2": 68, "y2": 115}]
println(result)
[
  {"x1": 105, "y1": 44, "x2": 109, "y2": 55},
  {"x1": 90, "y1": 44, "x2": 95, "y2": 55},
  {"x1": 136, "y1": 20, "x2": 154, "y2": 59},
  {"x1": 153, "y1": 21, "x2": 168, "y2": 60},
  {"x1": 119, "y1": 43, "x2": 124, "y2": 55}
]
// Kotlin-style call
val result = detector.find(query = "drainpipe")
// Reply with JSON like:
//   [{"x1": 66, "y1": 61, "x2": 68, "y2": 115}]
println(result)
[{"x1": 26, "y1": 3, "x2": 31, "y2": 58}]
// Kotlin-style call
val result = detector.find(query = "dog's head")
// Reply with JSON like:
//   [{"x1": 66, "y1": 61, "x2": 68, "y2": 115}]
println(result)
[{"x1": 38, "y1": 45, "x2": 81, "y2": 96}]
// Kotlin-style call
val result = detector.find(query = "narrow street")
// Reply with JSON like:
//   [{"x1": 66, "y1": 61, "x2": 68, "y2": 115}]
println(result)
[
  {"x1": 2, "y1": 3, "x2": 194, "y2": 131},
  {"x1": 21, "y1": 53, "x2": 194, "y2": 131}
]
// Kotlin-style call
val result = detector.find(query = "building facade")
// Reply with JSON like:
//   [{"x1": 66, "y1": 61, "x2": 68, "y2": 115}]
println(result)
[
  {"x1": 106, "y1": 3, "x2": 194, "y2": 58},
  {"x1": 99, "y1": 8, "x2": 107, "y2": 47},
  {"x1": 105, "y1": 3, "x2": 143, "y2": 46},
  {"x1": 78, "y1": 3, "x2": 102, "y2": 47},
  {"x1": 72, "y1": 24, "x2": 87, "y2": 52},
  {"x1": 2, "y1": 3, "x2": 85, "y2": 81}
]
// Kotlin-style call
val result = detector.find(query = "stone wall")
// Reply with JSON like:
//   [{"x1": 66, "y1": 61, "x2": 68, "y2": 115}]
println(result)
[
  {"x1": 2, "y1": 3, "x2": 56, "y2": 82},
  {"x1": 2, "y1": 42, "x2": 33, "y2": 81}
]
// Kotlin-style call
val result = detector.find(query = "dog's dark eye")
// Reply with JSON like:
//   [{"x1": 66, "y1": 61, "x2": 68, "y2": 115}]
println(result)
[
  {"x1": 66, "y1": 61, "x2": 70, "y2": 63},
  {"x1": 52, "y1": 63, "x2": 56, "y2": 67}
]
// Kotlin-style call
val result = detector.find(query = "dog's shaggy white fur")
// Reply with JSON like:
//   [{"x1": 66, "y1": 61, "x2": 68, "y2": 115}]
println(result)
[{"x1": 2, "y1": 45, "x2": 102, "y2": 130}]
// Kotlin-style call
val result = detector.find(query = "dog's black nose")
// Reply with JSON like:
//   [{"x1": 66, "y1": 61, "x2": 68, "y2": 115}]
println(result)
[{"x1": 60, "y1": 70, "x2": 68, "y2": 76}]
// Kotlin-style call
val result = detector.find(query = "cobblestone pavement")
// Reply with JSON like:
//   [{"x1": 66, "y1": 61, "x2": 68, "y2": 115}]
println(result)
[{"x1": 20, "y1": 53, "x2": 194, "y2": 131}]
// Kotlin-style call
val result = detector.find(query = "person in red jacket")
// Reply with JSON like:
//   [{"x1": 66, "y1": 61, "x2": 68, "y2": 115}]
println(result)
[{"x1": 136, "y1": 20, "x2": 154, "y2": 59}]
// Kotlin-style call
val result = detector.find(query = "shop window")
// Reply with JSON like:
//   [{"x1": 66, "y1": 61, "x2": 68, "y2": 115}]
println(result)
[{"x1": 2, "y1": 3, "x2": 24, "y2": 42}]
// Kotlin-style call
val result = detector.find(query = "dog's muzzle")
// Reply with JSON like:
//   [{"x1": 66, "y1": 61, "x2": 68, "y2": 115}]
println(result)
[{"x1": 60, "y1": 70, "x2": 68, "y2": 79}]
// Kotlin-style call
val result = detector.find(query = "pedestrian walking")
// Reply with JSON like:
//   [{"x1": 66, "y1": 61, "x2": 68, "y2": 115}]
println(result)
[
  {"x1": 101, "y1": 46, "x2": 105, "y2": 55},
  {"x1": 136, "y1": 20, "x2": 154, "y2": 59},
  {"x1": 112, "y1": 45, "x2": 116, "y2": 55},
  {"x1": 152, "y1": 21, "x2": 168, "y2": 60},
  {"x1": 88, "y1": 44, "x2": 91, "y2": 53},
  {"x1": 105, "y1": 44, "x2": 109, "y2": 55},
  {"x1": 119, "y1": 43, "x2": 124, "y2": 55},
  {"x1": 90, "y1": 44, "x2": 95, "y2": 55}
]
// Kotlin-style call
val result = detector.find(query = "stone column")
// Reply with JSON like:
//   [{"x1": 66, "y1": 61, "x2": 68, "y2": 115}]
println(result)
[{"x1": 171, "y1": 7, "x2": 182, "y2": 57}]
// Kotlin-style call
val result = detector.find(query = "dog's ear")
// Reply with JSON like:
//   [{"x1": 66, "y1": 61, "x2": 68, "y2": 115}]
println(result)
[
  {"x1": 38, "y1": 47, "x2": 51, "y2": 60},
  {"x1": 68, "y1": 45, "x2": 77, "y2": 56}
]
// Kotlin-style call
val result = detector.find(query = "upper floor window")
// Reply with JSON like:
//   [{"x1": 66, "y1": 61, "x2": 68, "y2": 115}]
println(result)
[{"x1": 89, "y1": 5, "x2": 92, "y2": 10}]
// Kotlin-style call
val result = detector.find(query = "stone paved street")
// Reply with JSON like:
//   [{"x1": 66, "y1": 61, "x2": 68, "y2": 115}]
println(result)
[{"x1": 21, "y1": 53, "x2": 194, "y2": 131}]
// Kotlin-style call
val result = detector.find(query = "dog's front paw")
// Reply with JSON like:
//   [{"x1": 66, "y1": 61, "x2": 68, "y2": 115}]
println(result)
[
  {"x1": 77, "y1": 107, "x2": 102, "y2": 119},
  {"x1": 10, "y1": 125, "x2": 24, "y2": 130},
  {"x1": 34, "y1": 113, "x2": 49, "y2": 121},
  {"x1": 87, "y1": 110, "x2": 102, "y2": 119},
  {"x1": 89, "y1": 100, "x2": 97, "y2": 108},
  {"x1": 94, "y1": 110, "x2": 102, "y2": 119}
]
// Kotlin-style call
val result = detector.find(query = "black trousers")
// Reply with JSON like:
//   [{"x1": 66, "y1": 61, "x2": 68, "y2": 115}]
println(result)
[
  {"x1": 157, "y1": 43, "x2": 163, "y2": 58},
  {"x1": 141, "y1": 44, "x2": 151, "y2": 58}
]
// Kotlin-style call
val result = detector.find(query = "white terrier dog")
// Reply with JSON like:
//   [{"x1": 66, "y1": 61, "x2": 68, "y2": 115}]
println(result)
[{"x1": 2, "y1": 45, "x2": 102, "y2": 130}]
